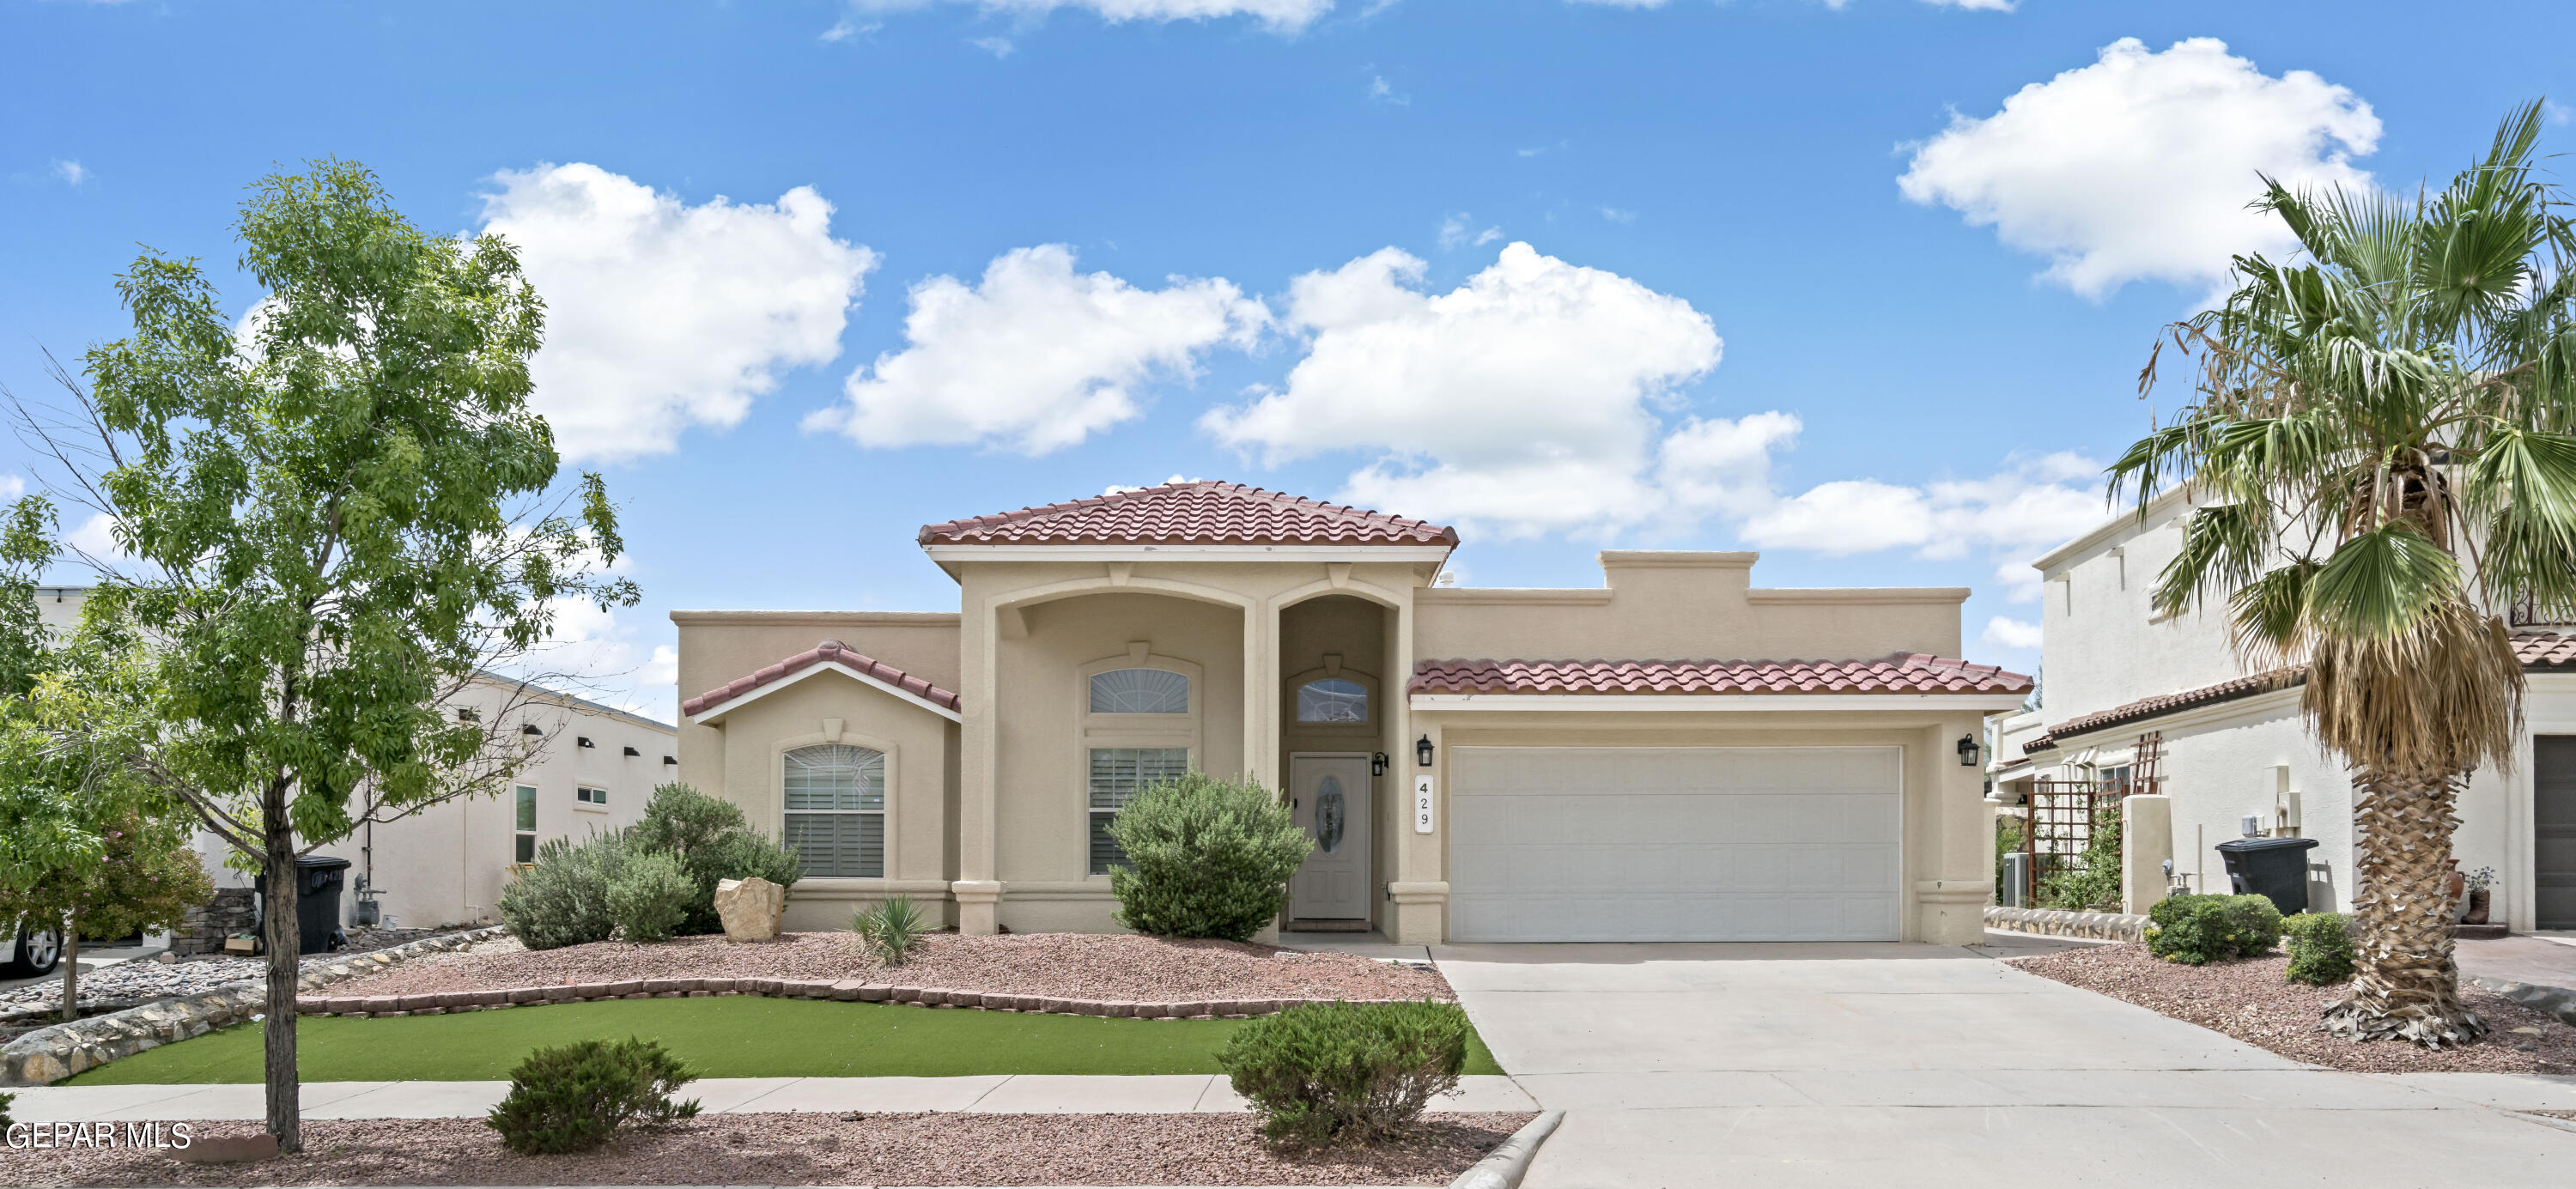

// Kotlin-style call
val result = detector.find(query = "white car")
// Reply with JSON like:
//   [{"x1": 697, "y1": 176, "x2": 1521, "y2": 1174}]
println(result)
[{"x1": 3, "y1": 923, "x2": 62, "y2": 977}]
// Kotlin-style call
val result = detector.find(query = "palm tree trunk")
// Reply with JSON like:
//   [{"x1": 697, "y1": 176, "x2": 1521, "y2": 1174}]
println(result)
[{"x1": 2322, "y1": 765, "x2": 2488, "y2": 1046}]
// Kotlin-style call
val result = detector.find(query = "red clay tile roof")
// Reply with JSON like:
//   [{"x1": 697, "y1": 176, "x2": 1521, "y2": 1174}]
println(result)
[
  {"x1": 2044, "y1": 668, "x2": 2304, "y2": 743},
  {"x1": 2518, "y1": 632, "x2": 2576, "y2": 669},
  {"x1": 681, "y1": 640, "x2": 962, "y2": 718},
  {"x1": 917, "y1": 481, "x2": 1459, "y2": 548},
  {"x1": 1408, "y1": 653, "x2": 2032, "y2": 697},
  {"x1": 2022, "y1": 734, "x2": 2057, "y2": 756}
]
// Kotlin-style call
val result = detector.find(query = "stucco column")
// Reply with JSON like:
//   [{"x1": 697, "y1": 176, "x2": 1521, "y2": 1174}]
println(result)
[
  {"x1": 952, "y1": 594, "x2": 1002, "y2": 935},
  {"x1": 1913, "y1": 719, "x2": 1990, "y2": 945},
  {"x1": 1386, "y1": 594, "x2": 1446, "y2": 946},
  {"x1": 1246, "y1": 598, "x2": 1277, "y2": 792}
]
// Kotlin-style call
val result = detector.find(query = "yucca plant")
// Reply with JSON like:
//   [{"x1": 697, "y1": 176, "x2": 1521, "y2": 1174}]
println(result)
[
  {"x1": 2117, "y1": 101, "x2": 2576, "y2": 1046},
  {"x1": 854, "y1": 895, "x2": 929, "y2": 965}
]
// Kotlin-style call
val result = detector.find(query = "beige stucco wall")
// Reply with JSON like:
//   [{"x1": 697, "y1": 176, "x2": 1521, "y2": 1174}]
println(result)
[
  {"x1": 1415, "y1": 552, "x2": 1965, "y2": 661},
  {"x1": 669, "y1": 611, "x2": 962, "y2": 799}
]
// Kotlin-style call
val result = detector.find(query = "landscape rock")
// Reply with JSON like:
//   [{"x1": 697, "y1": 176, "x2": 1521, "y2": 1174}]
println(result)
[{"x1": 714, "y1": 877, "x2": 786, "y2": 942}]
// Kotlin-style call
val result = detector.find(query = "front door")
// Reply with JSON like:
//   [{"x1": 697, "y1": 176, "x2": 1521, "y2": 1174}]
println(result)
[
  {"x1": 1290, "y1": 754, "x2": 1373, "y2": 920},
  {"x1": 2540, "y1": 736, "x2": 2576, "y2": 931}
]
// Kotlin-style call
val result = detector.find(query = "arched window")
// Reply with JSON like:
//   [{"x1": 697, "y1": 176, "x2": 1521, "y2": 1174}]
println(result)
[
  {"x1": 781, "y1": 743, "x2": 884, "y2": 878},
  {"x1": 1090, "y1": 668, "x2": 1189, "y2": 713},
  {"x1": 1296, "y1": 678, "x2": 1370, "y2": 724}
]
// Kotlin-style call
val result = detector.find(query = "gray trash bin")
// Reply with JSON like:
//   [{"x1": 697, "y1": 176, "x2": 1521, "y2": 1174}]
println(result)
[
  {"x1": 2214, "y1": 836, "x2": 2318, "y2": 917},
  {"x1": 253, "y1": 855, "x2": 354, "y2": 953}
]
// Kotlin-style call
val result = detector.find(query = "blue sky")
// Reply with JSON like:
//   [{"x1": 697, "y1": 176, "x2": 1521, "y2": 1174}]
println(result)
[{"x1": 7, "y1": 0, "x2": 2573, "y2": 718}]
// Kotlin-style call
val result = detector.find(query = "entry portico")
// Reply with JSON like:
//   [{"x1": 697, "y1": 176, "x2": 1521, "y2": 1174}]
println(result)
[{"x1": 672, "y1": 480, "x2": 2026, "y2": 944}]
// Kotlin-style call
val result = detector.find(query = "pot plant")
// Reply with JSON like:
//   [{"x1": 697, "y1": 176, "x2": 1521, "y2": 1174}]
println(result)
[{"x1": 2462, "y1": 866, "x2": 2496, "y2": 925}]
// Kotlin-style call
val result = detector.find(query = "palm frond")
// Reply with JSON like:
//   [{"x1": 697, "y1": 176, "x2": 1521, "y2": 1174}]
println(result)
[
  {"x1": 2304, "y1": 597, "x2": 2523, "y2": 776},
  {"x1": 2227, "y1": 560, "x2": 2318, "y2": 670},
  {"x1": 2155, "y1": 502, "x2": 2269, "y2": 620},
  {"x1": 2306, "y1": 522, "x2": 2465, "y2": 641}
]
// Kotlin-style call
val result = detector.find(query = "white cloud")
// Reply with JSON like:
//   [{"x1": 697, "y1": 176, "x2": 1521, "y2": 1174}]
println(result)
[
  {"x1": 52, "y1": 160, "x2": 87, "y2": 186},
  {"x1": 1437, "y1": 214, "x2": 1500, "y2": 251},
  {"x1": 1565, "y1": 0, "x2": 1668, "y2": 8},
  {"x1": 1921, "y1": 0, "x2": 2014, "y2": 9},
  {"x1": 1104, "y1": 473, "x2": 1203, "y2": 496},
  {"x1": 478, "y1": 163, "x2": 878, "y2": 464},
  {"x1": 65, "y1": 512, "x2": 129, "y2": 564},
  {"x1": 972, "y1": 35, "x2": 1016, "y2": 56},
  {"x1": 1898, "y1": 37, "x2": 2379, "y2": 300},
  {"x1": 1600, "y1": 206, "x2": 1637, "y2": 224},
  {"x1": 811, "y1": 245, "x2": 1267, "y2": 455},
  {"x1": 1200, "y1": 242, "x2": 1722, "y2": 538},
  {"x1": 852, "y1": 0, "x2": 1333, "y2": 33},
  {"x1": 1983, "y1": 616, "x2": 2044, "y2": 651},
  {"x1": 1741, "y1": 451, "x2": 2105, "y2": 560},
  {"x1": 0, "y1": 475, "x2": 23, "y2": 500},
  {"x1": 1367, "y1": 75, "x2": 1410, "y2": 106}
]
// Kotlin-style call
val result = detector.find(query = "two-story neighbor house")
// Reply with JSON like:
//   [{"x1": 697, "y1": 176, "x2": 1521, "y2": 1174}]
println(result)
[
  {"x1": 671, "y1": 480, "x2": 2029, "y2": 946},
  {"x1": 1994, "y1": 489, "x2": 2576, "y2": 931}
]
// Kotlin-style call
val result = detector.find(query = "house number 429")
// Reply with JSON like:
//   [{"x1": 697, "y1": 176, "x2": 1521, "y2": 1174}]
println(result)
[{"x1": 1413, "y1": 776, "x2": 1435, "y2": 834}]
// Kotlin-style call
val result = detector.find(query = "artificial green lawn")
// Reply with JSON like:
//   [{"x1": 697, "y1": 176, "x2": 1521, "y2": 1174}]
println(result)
[{"x1": 67, "y1": 997, "x2": 1505, "y2": 1083}]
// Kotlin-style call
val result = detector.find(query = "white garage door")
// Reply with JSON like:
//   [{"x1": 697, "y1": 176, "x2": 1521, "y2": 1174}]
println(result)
[{"x1": 1448, "y1": 746, "x2": 1902, "y2": 943}]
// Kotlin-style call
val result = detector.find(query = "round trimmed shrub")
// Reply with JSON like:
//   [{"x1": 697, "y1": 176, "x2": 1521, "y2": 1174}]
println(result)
[
  {"x1": 484, "y1": 1036, "x2": 701, "y2": 1155},
  {"x1": 2283, "y1": 912, "x2": 2357, "y2": 986},
  {"x1": 1107, "y1": 772, "x2": 1310, "y2": 942},
  {"x1": 606, "y1": 848, "x2": 694, "y2": 943},
  {"x1": 2145, "y1": 892, "x2": 2283, "y2": 965},
  {"x1": 498, "y1": 833, "x2": 628, "y2": 950},
  {"x1": 1218, "y1": 1000, "x2": 1470, "y2": 1149}
]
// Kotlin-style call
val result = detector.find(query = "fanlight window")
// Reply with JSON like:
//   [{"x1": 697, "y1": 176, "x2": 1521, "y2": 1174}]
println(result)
[
  {"x1": 1090, "y1": 668, "x2": 1189, "y2": 714},
  {"x1": 1296, "y1": 678, "x2": 1369, "y2": 724},
  {"x1": 782, "y1": 743, "x2": 885, "y2": 879}
]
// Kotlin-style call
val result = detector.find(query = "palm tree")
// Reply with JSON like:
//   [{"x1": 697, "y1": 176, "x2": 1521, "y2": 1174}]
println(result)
[{"x1": 2115, "y1": 101, "x2": 2576, "y2": 1047}]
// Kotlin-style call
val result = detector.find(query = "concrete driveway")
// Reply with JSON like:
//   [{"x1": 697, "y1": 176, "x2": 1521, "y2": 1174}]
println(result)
[{"x1": 1436, "y1": 941, "x2": 2576, "y2": 1188}]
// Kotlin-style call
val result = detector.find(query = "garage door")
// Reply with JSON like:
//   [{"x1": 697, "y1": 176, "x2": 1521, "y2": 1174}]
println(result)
[{"x1": 1448, "y1": 746, "x2": 1902, "y2": 943}]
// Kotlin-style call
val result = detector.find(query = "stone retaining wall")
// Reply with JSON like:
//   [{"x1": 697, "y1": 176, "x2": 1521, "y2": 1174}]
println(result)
[
  {"x1": 0, "y1": 925, "x2": 506, "y2": 1086},
  {"x1": 2472, "y1": 975, "x2": 2576, "y2": 1028},
  {"x1": 297, "y1": 978, "x2": 1437, "y2": 1022},
  {"x1": 1984, "y1": 906, "x2": 2148, "y2": 943}
]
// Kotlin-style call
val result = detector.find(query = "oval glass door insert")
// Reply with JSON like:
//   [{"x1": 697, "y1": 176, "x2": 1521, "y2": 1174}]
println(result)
[{"x1": 1315, "y1": 775, "x2": 1346, "y2": 853}]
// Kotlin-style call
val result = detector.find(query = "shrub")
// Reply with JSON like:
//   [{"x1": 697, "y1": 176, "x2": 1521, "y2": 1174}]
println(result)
[
  {"x1": 1220, "y1": 1000, "x2": 1470, "y2": 1150},
  {"x1": 498, "y1": 832, "x2": 629, "y2": 950},
  {"x1": 2283, "y1": 912, "x2": 2357, "y2": 986},
  {"x1": 629, "y1": 784, "x2": 803, "y2": 935},
  {"x1": 1108, "y1": 772, "x2": 1310, "y2": 942},
  {"x1": 853, "y1": 895, "x2": 930, "y2": 965},
  {"x1": 2145, "y1": 893, "x2": 2283, "y2": 965},
  {"x1": 484, "y1": 1036, "x2": 702, "y2": 1155},
  {"x1": 2035, "y1": 800, "x2": 2123, "y2": 912},
  {"x1": 606, "y1": 848, "x2": 694, "y2": 944}
]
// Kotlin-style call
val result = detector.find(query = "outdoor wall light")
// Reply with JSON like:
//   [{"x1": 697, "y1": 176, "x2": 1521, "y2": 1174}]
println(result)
[
  {"x1": 577, "y1": 736, "x2": 596, "y2": 749},
  {"x1": 1371, "y1": 752, "x2": 1388, "y2": 776},
  {"x1": 520, "y1": 724, "x2": 543, "y2": 737},
  {"x1": 1957, "y1": 735, "x2": 1980, "y2": 767},
  {"x1": 1416, "y1": 735, "x2": 1436, "y2": 767}
]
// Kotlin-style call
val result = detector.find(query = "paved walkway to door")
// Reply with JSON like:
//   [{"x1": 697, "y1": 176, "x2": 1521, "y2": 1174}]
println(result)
[{"x1": 1434, "y1": 941, "x2": 2576, "y2": 1189}]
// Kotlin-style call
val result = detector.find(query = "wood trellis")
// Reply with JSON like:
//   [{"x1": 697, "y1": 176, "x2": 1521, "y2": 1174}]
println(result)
[{"x1": 2024, "y1": 732, "x2": 2162, "y2": 905}]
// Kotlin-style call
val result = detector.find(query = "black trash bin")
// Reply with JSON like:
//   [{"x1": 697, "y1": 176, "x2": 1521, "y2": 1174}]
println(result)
[
  {"x1": 252, "y1": 856, "x2": 353, "y2": 953},
  {"x1": 2214, "y1": 836, "x2": 2318, "y2": 917}
]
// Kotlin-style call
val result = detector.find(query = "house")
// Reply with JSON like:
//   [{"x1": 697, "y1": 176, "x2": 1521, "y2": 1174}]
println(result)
[
  {"x1": 1992, "y1": 489, "x2": 2576, "y2": 931},
  {"x1": 671, "y1": 481, "x2": 2028, "y2": 945},
  {"x1": 32, "y1": 586, "x2": 678, "y2": 941}
]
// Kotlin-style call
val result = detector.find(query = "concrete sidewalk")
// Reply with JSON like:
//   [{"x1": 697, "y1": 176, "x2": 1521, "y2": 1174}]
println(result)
[{"x1": 3, "y1": 1073, "x2": 1537, "y2": 1121}]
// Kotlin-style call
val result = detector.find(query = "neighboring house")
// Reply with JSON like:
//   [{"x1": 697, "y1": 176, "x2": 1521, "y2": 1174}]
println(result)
[
  {"x1": 33, "y1": 585, "x2": 677, "y2": 934},
  {"x1": 672, "y1": 480, "x2": 2028, "y2": 945},
  {"x1": 1993, "y1": 490, "x2": 2576, "y2": 931}
]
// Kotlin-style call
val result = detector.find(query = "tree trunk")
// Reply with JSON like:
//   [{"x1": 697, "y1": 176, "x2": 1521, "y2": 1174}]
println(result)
[
  {"x1": 2323, "y1": 765, "x2": 2488, "y2": 1047},
  {"x1": 261, "y1": 811, "x2": 302, "y2": 1153},
  {"x1": 57, "y1": 925, "x2": 77, "y2": 1026}
]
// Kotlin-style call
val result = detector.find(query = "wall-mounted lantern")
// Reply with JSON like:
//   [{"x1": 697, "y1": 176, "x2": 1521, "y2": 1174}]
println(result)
[
  {"x1": 1370, "y1": 752, "x2": 1388, "y2": 776},
  {"x1": 577, "y1": 736, "x2": 596, "y2": 749},
  {"x1": 1957, "y1": 735, "x2": 1981, "y2": 767},
  {"x1": 623, "y1": 745, "x2": 641, "y2": 757},
  {"x1": 662, "y1": 755, "x2": 678, "y2": 766},
  {"x1": 1415, "y1": 734, "x2": 1436, "y2": 768},
  {"x1": 520, "y1": 724, "x2": 543, "y2": 737}
]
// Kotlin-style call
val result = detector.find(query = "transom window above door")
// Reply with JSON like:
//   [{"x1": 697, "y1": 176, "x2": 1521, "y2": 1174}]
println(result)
[
  {"x1": 1296, "y1": 678, "x2": 1369, "y2": 724},
  {"x1": 1090, "y1": 668, "x2": 1189, "y2": 714},
  {"x1": 783, "y1": 743, "x2": 885, "y2": 879}
]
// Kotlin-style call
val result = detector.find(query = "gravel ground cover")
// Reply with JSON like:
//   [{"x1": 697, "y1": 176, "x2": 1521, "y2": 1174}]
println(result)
[
  {"x1": 0, "y1": 1112, "x2": 1535, "y2": 1187},
  {"x1": 68, "y1": 996, "x2": 1507, "y2": 1083},
  {"x1": 0, "y1": 926, "x2": 470, "y2": 1034},
  {"x1": 2012, "y1": 942, "x2": 2576, "y2": 1074},
  {"x1": 331, "y1": 931, "x2": 1454, "y2": 1004}
]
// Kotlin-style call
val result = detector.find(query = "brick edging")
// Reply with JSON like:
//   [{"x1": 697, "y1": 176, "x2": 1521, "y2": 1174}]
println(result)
[
  {"x1": 1984, "y1": 905, "x2": 2148, "y2": 943},
  {"x1": 0, "y1": 925, "x2": 507, "y2": 1087},
  {"x1": 299, "y1": 978, "x2": 1443, "y2": 1021}
]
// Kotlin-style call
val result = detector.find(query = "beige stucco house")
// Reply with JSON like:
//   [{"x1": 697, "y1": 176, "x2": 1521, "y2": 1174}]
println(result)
[{"x1": 671, "y1": 482, "x2": 2028, "y2": 945}]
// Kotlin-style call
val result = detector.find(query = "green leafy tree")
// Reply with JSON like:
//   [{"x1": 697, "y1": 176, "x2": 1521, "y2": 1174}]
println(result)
[
  {"x1": 12, "y1": 159, "x2": 635, "y2": 1149},
  {"x1": 2117, "y1": 103, "x2": 2576, "y2": 1046}
]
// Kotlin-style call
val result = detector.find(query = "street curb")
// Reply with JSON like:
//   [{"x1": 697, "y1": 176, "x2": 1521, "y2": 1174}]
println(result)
[
  {"x1": 2470, "y1": 975, "x2": 2576, "y2": 1028},
  {"x1": 1449, "y1": 1108, "x2": 1563, "y2": 1189}
]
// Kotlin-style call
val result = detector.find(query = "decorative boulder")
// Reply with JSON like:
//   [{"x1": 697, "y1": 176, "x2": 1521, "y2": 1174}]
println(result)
[{"x1": 714, "y1": 877, "x2": 786, "y2": 942}]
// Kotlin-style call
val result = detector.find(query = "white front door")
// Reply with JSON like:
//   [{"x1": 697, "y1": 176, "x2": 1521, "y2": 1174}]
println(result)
[{"x1": 1290, "y1": 754, "x2": 1373, "y2": 919}]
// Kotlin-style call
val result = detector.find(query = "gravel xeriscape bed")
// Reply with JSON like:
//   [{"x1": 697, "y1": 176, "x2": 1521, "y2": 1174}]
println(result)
[
  {"x1": 330, "y1": 931, "x2": 1454, "y2": 1004},
  {"x1": 0, "y1": 1112, "x2": 1535, "y2": 1187},
  {"x1": 0, "y1": 926, "x2": 475, "y2": 1038},
  {"x1": 2011, "y1": 942, "x2": 2576, "y2": 1074}
]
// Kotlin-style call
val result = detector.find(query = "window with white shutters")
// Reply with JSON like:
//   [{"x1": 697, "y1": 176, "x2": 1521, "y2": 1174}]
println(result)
[
  {"x1": 1088, "y1": 747, "x2": 1190, "y2": 874},
  {"x1": 782, "y1": 744, "x2": 885, "y2": 878}
]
